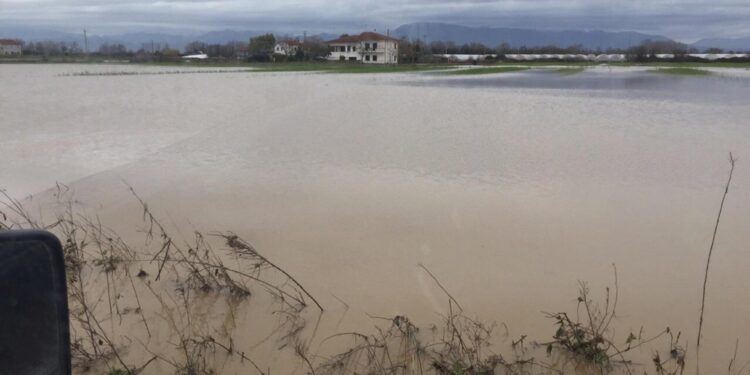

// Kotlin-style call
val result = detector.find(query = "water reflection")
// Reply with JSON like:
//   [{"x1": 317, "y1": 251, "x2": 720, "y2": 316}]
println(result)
[{"x1": 404, "y1": 69, "x2": 750, "y2": 104}]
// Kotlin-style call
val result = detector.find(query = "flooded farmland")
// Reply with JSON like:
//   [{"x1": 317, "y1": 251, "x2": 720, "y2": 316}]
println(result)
[{"x1": 1, "y1": 63, "x2": 749, "y2": 374}]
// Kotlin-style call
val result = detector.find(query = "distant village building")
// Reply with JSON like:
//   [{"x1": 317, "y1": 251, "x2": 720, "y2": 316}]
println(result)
[
  {"x1": 181, "y1": 52, "x2": 209, "y2": 60},
  {"x1": 326, "y1": 32, "x2": 399, "y2": 64},
  {"x1": 656, "y1": 53, "x2": 749, "y2": 61},
  {"x1": 0, "y1": 39, "x2": 22, "y2": 55},
  {"x1": 274, "y1": 41, "x2": 302, "y2": 56},
  {"x1": 502, "y1": 54, "x2": 627, "y2": 62}
]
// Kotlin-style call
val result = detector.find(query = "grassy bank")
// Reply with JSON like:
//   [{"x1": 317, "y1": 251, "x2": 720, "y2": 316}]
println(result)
[
  {"x1": 57, "y1": 61, "x2": 455, "y2": 75},
  {"x1": 244, "y1": 60, "x2": 750, "y2": 71},
  {"x1": 650, "y1": 67, "x2": 713, "y2": 76},
  {"x1": 62, "y1": 69, "x2": 257, "y2": 76},
  {"x1": 321, "y1": 63, "x2": 452, "y2": 73},
  {"x1": 483, "y1": 60, "x2": 750, "y2": 68},
  {"x1": 440, "y1": 66, "x2": 530, "y2": 75},
  {"x1": 7, "y1": 58, "x2": 750, "y2": 77},
  {"x1": 5, "y1": 55, "x2": 750, "y2": 70}
]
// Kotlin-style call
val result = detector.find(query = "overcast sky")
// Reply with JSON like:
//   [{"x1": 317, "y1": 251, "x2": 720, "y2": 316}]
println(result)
[{"x1": 2, "y1": 0, "x2": 749, "y2": 41}]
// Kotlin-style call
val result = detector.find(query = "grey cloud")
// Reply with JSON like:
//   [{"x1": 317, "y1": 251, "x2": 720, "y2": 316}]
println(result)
[{"x1": 1, "y1": 0, "x2": 749, "y2": 40}]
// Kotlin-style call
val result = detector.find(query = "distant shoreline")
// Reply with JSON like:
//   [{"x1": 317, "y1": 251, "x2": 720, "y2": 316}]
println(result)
[{"x1": 3, "y1": 55, "x2": 750, "y2": 69}]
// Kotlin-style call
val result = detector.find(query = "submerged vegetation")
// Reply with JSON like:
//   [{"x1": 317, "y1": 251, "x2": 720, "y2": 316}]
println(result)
[
  {"x1": 60, "y1": 63, "x2": 453, "y2": 76},
  {"x1": 1, "y1": 185, "x2": 319, "y2": 374},
  {"x1": 555, "y1": 67, "x2": 586, "y2": 75},
  {"x1": 0, "y1": 156, "x2": 742, "y2": 375},
  {"x1": 62, "y1": 69, "x2": 257, "y2": 76},
  {"x1": 321, "y1": 64, "x2": 452, "y2": 74},
  {"x1": 56, "y1": 61, "x2": 748, "y2": 79}
]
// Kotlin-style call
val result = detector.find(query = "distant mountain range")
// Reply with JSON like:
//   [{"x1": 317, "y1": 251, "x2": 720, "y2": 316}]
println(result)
[
  {"x1": 1, "y1": 22, "x2": 748, "y2": 52},
  {"x1": 0, "y1": 26, "x2": 270, "y2": 51},
  {"x1": 692, "y1": 36, "x2": 750, "y2": 51}
]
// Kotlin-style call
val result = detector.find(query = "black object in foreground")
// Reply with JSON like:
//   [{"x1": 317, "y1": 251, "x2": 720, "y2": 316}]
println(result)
[{"x1": 0, "y1": 230, "x2": 71, "y2": 375}]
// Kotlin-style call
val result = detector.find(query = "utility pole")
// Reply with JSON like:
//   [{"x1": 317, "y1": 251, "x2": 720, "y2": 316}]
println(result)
[
  {"x1": 302, "y1": 31, "x2": 308, "y2": 58},
  {"x1": 83, "y1": 28, "x2": 89, "y2": 60},
  {"x1": 415, "y1": 23, "x2": 420, "y2": 63}
]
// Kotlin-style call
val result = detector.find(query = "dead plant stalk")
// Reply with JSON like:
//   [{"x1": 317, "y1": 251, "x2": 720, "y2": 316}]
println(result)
[{"x1": 696, "y1": 153, "x2": 737, "y2": 375}]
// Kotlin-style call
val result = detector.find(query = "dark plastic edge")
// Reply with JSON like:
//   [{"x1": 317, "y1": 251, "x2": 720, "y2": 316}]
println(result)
[{"x1": 0, "y1": 230, "x2": 72, "y2": 375}]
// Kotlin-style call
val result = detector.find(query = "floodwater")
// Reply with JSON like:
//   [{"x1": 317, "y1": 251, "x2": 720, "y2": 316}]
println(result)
[
  {"x1": 408, "y1": 67, "x2": 750, "y2": 105},
  {"x1": 1, "y1": 64, "x2": 749, "y2": 373}
]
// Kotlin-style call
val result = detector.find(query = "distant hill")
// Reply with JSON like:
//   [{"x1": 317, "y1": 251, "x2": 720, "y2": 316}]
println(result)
[
  {"x1": 0, "y1": 26, "x2": 340, "y2": 52},
  {"x1": 0, "y1": 26, "x2": 85, "y2": 45},
  {"x1": 8, "y1": 23, "x2": 749, "y2": 53},
  {"x1": 691, "y1": 37, "x2": 750, "y2": 52},
  {"x1": 0, "y1": 26, "x2": 283, "y2": 51},
  {"x1": 94, "y1": 32, "x2": 195, "y2": 51},
  {"x1": 314, "y1": 33, "x2": 340, "y2": 42},
  {"x1": 393, "y1": 22, "x2": 673, "y2": 50}
]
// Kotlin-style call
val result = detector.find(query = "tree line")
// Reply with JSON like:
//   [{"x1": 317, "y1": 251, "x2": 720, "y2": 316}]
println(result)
[
  {"x1": 244, "y1": 33, "x2": 330, "y2": 62},
  {"x1": 9, "y1": 36, "x2": 748, "y2": 63},
  {"x1": 398, "y1": 38, "x2": 749, "y2": 63},
  {"x1": 13, "y1": 34, "x2": 331, "y2": 62}
]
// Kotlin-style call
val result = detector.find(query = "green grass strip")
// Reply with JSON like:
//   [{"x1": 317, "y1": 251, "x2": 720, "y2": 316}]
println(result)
[
  {"x1": 441, "y1": 66, "x2": 530, "y2": 75},
  {"x1": 649, "y1": 67, "x2": 713, "y2": 76}
]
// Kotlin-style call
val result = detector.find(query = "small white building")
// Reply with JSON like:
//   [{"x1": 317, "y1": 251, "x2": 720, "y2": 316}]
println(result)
[
  {"x1": 0, "y1": 39, "x2": 22, "y2": 55},
  {"x1": 274, "y1": 41, "x2": 302, "y2": 56},
  {"x1": 182, "y1": 52, "x2": 209, "y2": 60},
  {"x1": 503, "y1": 54, "x2": 627, "y2": 62},
  {"x1": 327, "y1": 32, "x2": 399, "y2": 64}
]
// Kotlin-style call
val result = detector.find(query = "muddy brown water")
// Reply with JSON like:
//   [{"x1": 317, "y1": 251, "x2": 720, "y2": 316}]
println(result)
[{"x1": 1, "y1": 64, "x2": 749, "y2": 374}]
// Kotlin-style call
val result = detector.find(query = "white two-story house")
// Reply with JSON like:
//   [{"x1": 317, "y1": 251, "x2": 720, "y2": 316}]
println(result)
[
  {"x1": 326, "y1": 32, "x2": 399, "y2": 64},
  {"x1": 0, "y1": 39, "x2": 22, "y2": 55}
]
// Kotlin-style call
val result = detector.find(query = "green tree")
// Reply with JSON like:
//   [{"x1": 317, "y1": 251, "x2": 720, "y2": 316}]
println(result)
[
  {"x1": 184, "y1": 41, "x2": 207, "y2": 54},
  {"x1": 302, "y1": 37, "x2": 330, "y2": 60},
  {"x1": 248, "y1": 33, "x2": 276, "y2": 60}
]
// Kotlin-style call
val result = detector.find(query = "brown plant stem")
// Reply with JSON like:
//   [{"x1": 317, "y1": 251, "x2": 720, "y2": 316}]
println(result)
[{"x1": 696, "y1": 152, "x2": 737, "y2": 375}]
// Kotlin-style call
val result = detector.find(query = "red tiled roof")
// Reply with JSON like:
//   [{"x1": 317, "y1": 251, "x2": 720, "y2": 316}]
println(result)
[
  {"x1": 326, "y1": 32, "x2": 399, "y2": 44},
  {"x1": 0, "y1": 39, "x2": 22, "y2": 46}
]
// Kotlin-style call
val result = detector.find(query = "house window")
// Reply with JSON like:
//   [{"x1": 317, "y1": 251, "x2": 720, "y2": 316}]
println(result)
[
  {"x1": 373, "y1": 43, "x2": 378, "y2": 50},
  {"x1": 365, "y1": 55, "x2": 370, "y2": 61},
  {"x1": 340, "y1": 46, "x2": 345, "y2": 52},
  {"x1": 365, "y1": 43, "x2": 370, "y2": 50},
  {"x1": 352, "y1": 46, "x2": 356, "y2": 52},
  {"x1": 372, "y1": 55, "x2": 378, "y2": 61}
]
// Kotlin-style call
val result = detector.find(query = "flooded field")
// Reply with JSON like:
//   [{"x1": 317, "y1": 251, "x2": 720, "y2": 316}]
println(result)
[
  {"x1": 409, "y1": 66, "x2": 750, "y2": 105},
  {"x1": 1, "y1": 63, "x2": 749, "y2": 374}
]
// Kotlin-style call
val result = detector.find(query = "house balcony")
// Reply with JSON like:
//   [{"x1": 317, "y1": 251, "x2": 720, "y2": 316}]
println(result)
[{"x1": 362, "y1": 47, "x2": 386, "y2": 53}]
